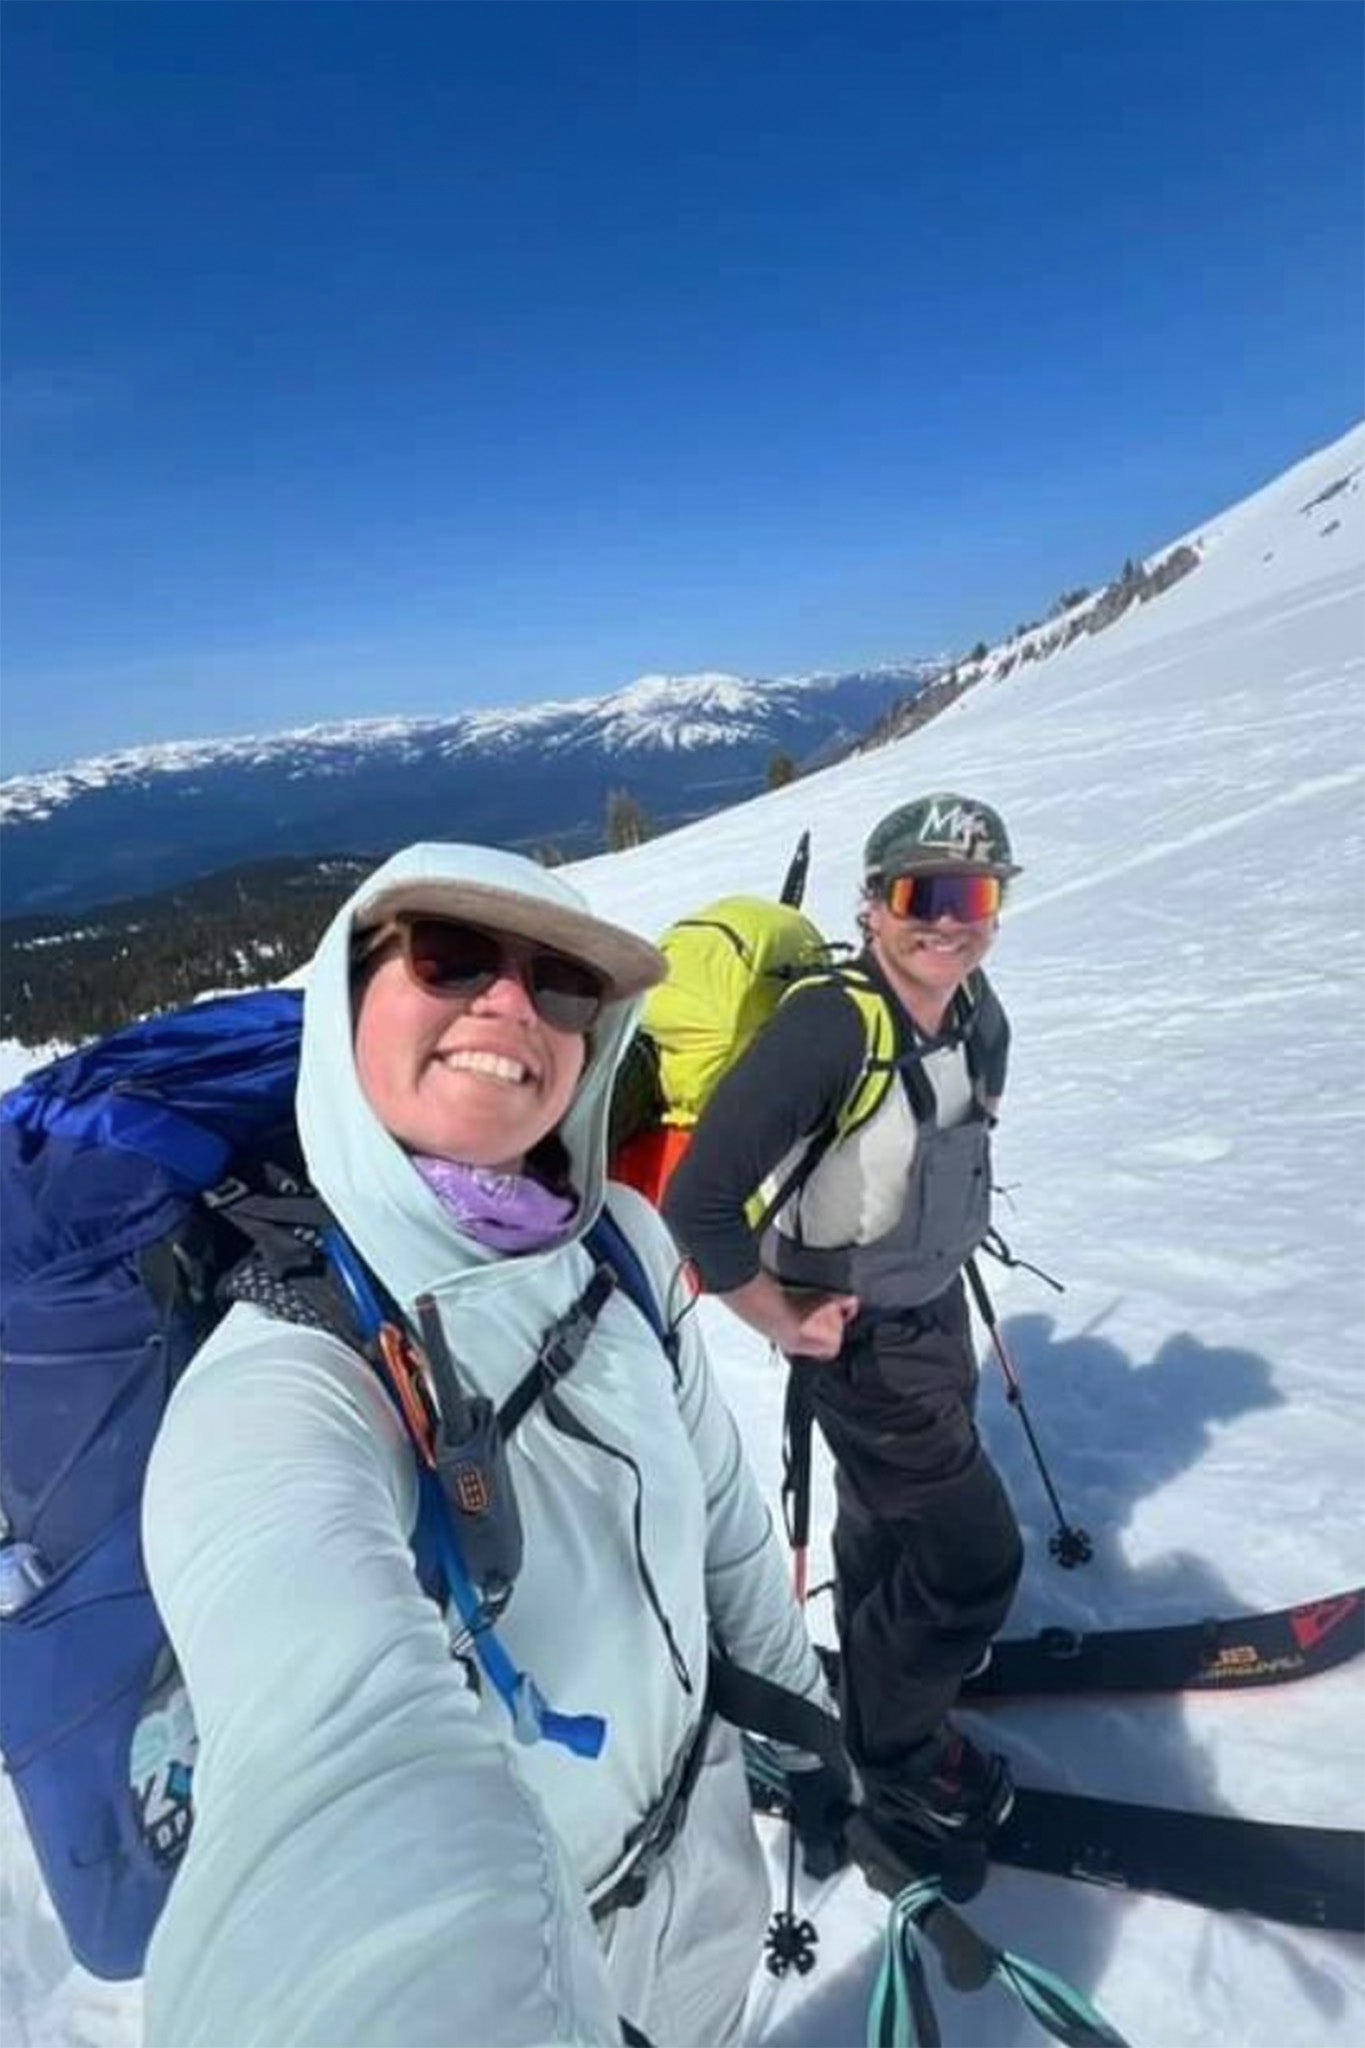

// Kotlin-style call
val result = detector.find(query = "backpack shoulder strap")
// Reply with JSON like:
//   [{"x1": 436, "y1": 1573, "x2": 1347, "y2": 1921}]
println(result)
[
  {"x1": 777, "y1": 962, "x2": 900, "y2": 1146},
  {"x1": 586, "y1": 1203, "x2": 682, "y2": 1385},
  {"x1": 488, "y1": 1203, "x2": 681, "y2": 1447},
  {"x1": 758, "y1": 956, "x2": 1002, "y2": 1231},
  {"x1": 237, "y1": 1198, "x2": 612, "y2": 1756},
  {"x1": 830, "y1": 970, "x2": 901, "y2": 1142},
  {"x1": 958, "y1": 968, "x2": 1007, "y2": 1106},
  {"x1": 229, "y1": 1185, "x2": 676, "y2": 1447},
  {"x1": 206, "y1": 1167, "x2": 375, "y2": 1349},
  {"x1": 745, "y1": 966, "x2": 898, "y2": 1234},
  {"x1": 797, "y1": 961, "x2": 1008, "y2": 1139}
]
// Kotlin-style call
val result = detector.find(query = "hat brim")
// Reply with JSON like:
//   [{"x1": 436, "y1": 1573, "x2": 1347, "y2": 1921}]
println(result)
[
  {"x1": 870, "y1": 856, "x2": 1023, "y2": 881},
  {"x1": 354, "y1": 879, "x2": 667, "y2": 1005}
]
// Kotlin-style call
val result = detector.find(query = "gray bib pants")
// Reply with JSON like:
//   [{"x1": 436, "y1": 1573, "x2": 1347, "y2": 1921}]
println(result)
[{"x1": 771, "y1": 1116, "x2": 1024, "y2": 1768}]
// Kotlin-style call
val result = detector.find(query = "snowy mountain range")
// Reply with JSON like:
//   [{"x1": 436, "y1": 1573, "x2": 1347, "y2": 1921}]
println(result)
[{"x1": 0, "y1": 662, "x2": 938, "y2": 916}]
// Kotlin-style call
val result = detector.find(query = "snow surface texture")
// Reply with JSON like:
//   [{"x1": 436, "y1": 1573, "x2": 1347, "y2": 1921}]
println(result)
[{"x1": 2, "y1": 423, "x2": 1362, "y2": 2047}]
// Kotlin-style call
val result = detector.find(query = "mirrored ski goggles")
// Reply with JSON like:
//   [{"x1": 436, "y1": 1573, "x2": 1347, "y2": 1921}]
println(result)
[
  {"x1": 881, "y1": 872, "x2": 1003, "y2": 923},
  {"x1": 368, "y1": 914, "x2": 607, "y2": 1031}
]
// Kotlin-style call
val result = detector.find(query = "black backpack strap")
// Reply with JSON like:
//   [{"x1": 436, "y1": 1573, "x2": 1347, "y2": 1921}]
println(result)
[
  {"x1": 957, "y1": 969, "x2": 1008, "y2": 1108},
  {"x1": 207, "y1": 1167, "x2": 372, "y2": 1349},
  {"x1": 497, "y1": 1200, "x2": 684, "y2": 1438},
  {"x1": 223, "y1": 1253, "x2": 367, "y2": 1344},
  {"x1": 895, "y1": 1044, "x2": 940, "y2": 1126},
  {"x1": 497, "y1": 1264, "x2": 618, "y2": 1439},
  {"x1": 887, "y1": 971, "x2": 1006, "y2": 1129},
  {"x1": 135, "y1": 1154, "x2": 368, "y2": 1354},
  {"x1": 667, "y1": 915, "x2": 753, "y2": 962},
  {"x1": 706, "y1": 1650, "x2": 842, "y2": 1764},
  {"x1": 756, "y1": 965, "x2": 924, "y2": 1237}
]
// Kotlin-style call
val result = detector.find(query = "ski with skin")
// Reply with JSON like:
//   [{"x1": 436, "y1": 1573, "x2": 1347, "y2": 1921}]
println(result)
[
  {"x1": 816, "y1": 1588, "x2": 1364, "y2": 1702},
  {"x1": 751, "y1": 1775, "x2": 1365, "y2": 1934},
  {"x1": 990, "y1": 1786, "x2": 1363, "y2": 1932},
  {"x1": 757, "y1": 1592, "x2": 1365, "y2": 1934}
]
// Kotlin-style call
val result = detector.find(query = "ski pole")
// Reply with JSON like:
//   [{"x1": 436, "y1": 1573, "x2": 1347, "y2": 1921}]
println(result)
[
  {"x1": 762, "y1": 1803, "x2": 819, "y2": 1978},
  {"x1": 782, "y1": 1361, "x2": 816, "y2": 1602},
  {"x1": 964, "y1": 1257, "x2": 1093, "y2": 1569}
]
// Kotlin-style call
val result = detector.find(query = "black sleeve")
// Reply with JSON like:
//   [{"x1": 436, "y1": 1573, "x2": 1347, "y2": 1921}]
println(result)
[{"x1": 663, "y1": 983, "x2": 866, "y2": 1294}]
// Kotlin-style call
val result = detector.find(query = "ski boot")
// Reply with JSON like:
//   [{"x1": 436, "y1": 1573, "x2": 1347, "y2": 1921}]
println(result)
[{"x1": 848, "y1": 1724, "x2": 1014, "y2": 1904}]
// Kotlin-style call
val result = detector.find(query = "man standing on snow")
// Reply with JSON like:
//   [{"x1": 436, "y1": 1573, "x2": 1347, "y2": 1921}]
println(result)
[{"x1": 665, "y1": 793, "x2": 1024, "y2": 1866}]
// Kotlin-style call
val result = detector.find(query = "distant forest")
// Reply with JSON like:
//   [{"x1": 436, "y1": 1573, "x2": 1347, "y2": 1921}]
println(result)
[
  {"x1": 1, "y1": 857, "x2": 379, "y2": 1048},
  {"x1": 1, "y1": 774, "x2": 794, "y2": 1050}
]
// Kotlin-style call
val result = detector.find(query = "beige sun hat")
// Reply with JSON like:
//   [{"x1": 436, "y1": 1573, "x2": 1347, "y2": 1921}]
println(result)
[{"x1": 351, "y1": 842, "x2": 666, "y2": 1004}]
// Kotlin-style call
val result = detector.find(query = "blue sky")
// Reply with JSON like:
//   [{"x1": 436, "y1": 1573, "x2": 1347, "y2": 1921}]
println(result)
[{"x1": 2, "y1": 1, "x2": 1362, "y2": 775}]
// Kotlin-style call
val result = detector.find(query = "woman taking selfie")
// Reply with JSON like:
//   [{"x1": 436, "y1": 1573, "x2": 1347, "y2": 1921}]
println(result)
[{"x1": 140, "y1": 842, "x2": 831, "y2": 2048}]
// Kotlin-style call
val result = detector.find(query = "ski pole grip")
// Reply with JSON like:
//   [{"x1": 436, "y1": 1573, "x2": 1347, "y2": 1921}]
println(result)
[{"x1": 920, "y1": 1899, "x2": 998, "y2": 1992}]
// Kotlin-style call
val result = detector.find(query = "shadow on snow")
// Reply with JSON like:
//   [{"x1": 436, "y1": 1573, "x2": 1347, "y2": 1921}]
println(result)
[{"x1": 750, "y1": 1313, "x2": 1352, "y2": 2045}]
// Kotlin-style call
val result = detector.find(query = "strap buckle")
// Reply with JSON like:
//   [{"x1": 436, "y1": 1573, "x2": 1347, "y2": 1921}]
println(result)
[{"x1": 378, "y1": 1322, "x2": 440, "y2": 1467}]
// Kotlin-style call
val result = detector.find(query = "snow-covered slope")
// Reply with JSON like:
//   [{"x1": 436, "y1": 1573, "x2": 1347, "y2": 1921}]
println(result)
[
  {"x1": 2, "y1": 421, "x2": 1362, "y2": 2048},
  {"x1": 866, "y1": 428, "x2": 1362, "y2": 743}
]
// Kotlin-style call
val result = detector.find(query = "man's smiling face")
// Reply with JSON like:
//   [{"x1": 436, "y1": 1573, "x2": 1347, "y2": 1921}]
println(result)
[{"x1": 865, "y1": 883, "x2": 998, "y2": 1018}]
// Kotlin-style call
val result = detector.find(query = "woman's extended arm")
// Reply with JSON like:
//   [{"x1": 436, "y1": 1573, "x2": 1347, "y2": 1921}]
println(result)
[{"x1": 142, "y1": 1307, "x2": 622, "y2": 2048}]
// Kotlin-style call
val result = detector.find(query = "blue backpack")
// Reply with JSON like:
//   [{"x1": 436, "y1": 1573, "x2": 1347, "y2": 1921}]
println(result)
[{"x1": 0, "y1": 988, "x2": 672, "y2": 1981}]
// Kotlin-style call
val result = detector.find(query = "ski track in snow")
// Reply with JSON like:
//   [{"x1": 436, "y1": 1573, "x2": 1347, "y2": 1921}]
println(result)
[{"x1": 2, "y1": 421, "x2": 1364, "y2": 2048}]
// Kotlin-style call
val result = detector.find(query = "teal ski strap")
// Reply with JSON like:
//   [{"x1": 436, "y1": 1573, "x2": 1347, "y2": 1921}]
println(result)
[
  {"x1": 868, "y1": 1878, "x2": 1133, "y2": 2048},
  {"x1": 868, "y1": 1880, "x2": 943, "y2": 2048}
]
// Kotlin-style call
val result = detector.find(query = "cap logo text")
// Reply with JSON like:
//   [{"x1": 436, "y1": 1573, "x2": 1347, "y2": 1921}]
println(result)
[{"x1": 919, "y1": 800, "x2": 993, "y2": 858}]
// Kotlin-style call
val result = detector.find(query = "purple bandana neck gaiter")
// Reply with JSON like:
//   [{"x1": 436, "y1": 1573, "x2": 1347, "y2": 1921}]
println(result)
[{"x1": 414, "y1": 1156, "x2": 579, "y2": 1255}]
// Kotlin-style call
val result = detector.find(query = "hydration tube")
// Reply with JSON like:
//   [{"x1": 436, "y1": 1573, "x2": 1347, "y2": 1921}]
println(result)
[{"x1": 323, "y1": 1228, "x2": 607, "y2": 1760}]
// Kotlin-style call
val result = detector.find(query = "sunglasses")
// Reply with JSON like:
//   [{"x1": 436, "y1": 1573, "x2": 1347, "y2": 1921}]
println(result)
[
  {"x1": 882, "y1": 872, "x2": 1003, "y2": 923},
  {"x1": 374, "y1": 914, "x2": 607, "y2": 1031}
]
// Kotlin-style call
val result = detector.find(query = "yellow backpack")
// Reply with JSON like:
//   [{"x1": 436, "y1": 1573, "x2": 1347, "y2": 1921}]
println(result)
[
  {"x1": 607, "y1": 897, "x2": 901, "y2": 1175},
  {"x1": 645, "y1": 897, "x2": 830, "y2": 1127}
]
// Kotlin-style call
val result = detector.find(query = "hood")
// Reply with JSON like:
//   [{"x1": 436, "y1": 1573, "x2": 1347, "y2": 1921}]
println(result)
[{"x1": 296, "y1": 843, "x2": 659, "y2": 1307}]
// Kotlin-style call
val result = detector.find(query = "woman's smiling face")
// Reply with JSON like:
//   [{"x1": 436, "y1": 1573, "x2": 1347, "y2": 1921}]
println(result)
[{"x1": 353, "y1": 937, "x2": 587, "y2": 1170}]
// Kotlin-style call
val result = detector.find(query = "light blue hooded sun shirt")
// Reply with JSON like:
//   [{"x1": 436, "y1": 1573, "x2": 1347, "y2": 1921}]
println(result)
[{"x1": 142, "y1": 843, "x2": 827, "y2": 2048}]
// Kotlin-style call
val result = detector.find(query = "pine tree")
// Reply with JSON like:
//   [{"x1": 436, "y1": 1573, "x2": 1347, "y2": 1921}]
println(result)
[{"x1": 605, "y1": 789, "x2": 652, "y2": 851}]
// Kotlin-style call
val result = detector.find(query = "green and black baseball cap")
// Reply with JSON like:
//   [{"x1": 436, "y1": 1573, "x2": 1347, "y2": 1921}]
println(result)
[{"x1": 863, "y1": 792, "x2": 1021, "y2": 883}]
